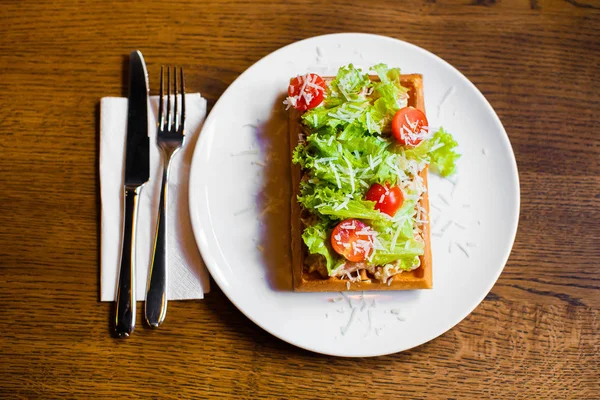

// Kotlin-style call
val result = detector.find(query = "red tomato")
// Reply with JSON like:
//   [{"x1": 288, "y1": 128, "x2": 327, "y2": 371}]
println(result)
[
  {"x1": 365, "y1": 183, "x2": 404, "y2": 217},
  {"x1": 330, "y1": 219, "x2": 374, "y2": 262},
  {"x1": 287, "y1": 73, "x2": 326, "y2": 111},
  {"x1": 391, "y1": 107, "x2": 429, "y2": 147}
]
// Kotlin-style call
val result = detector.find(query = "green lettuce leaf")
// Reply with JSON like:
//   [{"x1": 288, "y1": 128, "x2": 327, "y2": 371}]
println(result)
[
  {"x1": 371, "y1": 63, "x2": 407, "y2": 115},
  {"x1": 303, "y1": 64, "x2": 410, "y2": 135},
  {"x1": 301, "y1": 222, "x2": 339, "y2": 273},
  {"x1": 293, "y1": 126, "x2": 406, "y2": 193},
  {"x1": 370, "y1": 236, "x2": 424, "y2": 266},
  {"x1": 404, "y1": 127, "x2": 460, "y2": 176},
  {"x1": 297, "y1": 185, "x2": 387, "y2": 222},
  {"x1": 428, "y1": 128, "x2": 460, "y2": 176},
  {"x1": 326, "y1": 64, "x2": 371, "y2": 106},
  {"x1": 370, "y1": 198, "x2": 418, "y2": 239}
]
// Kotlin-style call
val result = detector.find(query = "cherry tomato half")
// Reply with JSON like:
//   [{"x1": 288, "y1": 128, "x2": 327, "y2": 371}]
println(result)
[
  {"x1": 287, "y1": 73, "x2": 326, "y2": 111},
  {"x1": 365, "y1": 183, "x2": 404, "y2": 217},
  {"x1": 391, "y1": 107, "x2": 429, "y2": 147},
  {"x1": 330, "y1": 219, "x2": 374, "y2": 262}
]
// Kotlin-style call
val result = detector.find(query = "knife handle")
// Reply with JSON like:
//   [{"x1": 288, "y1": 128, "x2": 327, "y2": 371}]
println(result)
[
  {"x1": 145, "y1": 166, "x2": 168, "y2": 327},
  {"x1": 115, "y1": 186, "x2": 141, "y2": 338}
]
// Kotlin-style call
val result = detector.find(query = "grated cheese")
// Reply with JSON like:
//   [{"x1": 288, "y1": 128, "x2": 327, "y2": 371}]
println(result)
[
  {"x1": 340, "y1": 306, "x2": 358, "y2": 336},
  {"x1": 330, "y1": 162, "x2": 341, "y2": 189},
  {"x1": 356, "y1": 230, "x2": 376, "y2": 236},
  {"x1": 333, "y1": 199, "x2": 349, "y2": 211},
  {"x1": 282, "y1": 96, "x2": 296, "y2": 110},
  {"x1": 436, "y1": 86, "x2": 455, "y2": 117},
  {"x1": 343, "y1": 156, "x2": 356, "y2": 193},
  {"x1": 453, "y1": 221, "x2": 466, "y2": 229},
  {"x1": 233, "y1": 207, "x2": 252, "y2": 216},
  {"x1": 439, "y1": 193, "x2": 451, "y2": 206},
  {"x1": 314, "y1": 156, "x2": 338, "y2": 165},
  {"x1": 328, "y1": 109, "x2": 354, "y2": 123},
  {"x1": 445, "y1": 176, "x2": 458, "y2": 185},
  {"x1": 297, "y1": 74, "x2": 311, "y2": 105},
  {"x1": 366, "y1": 112, "x2": 373, "y2": 131},
  {"x1": 441, "y1": 220, "x2": 453, "y2": 233},
  {"x1": 371, "y1": 235, "x2": 385, "y2": 251},
  {"x1": 389, "y1": 223, "x2": 402, "y2": 252},
  {"x1": 428, "y1": 141, "x2": 445, "y2": 153},
  {"x1": 456, "y1": 242, "x2": 470, "y2": 258}
]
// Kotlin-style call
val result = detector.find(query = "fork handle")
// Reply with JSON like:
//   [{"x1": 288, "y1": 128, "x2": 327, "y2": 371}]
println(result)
[
  {"x1": 145, "y1": 164, "x2": 169, "y2": 327},
  {"x1": 115, "y1": 186, "x2": 141, "y2": 338}
]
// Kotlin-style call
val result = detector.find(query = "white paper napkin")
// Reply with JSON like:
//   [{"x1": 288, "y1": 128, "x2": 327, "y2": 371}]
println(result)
[{"x1": 100, "y1": 93, "x2": 210, "y2": 301}]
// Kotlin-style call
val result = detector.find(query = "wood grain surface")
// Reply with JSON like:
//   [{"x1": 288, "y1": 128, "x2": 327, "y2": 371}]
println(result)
[{"x1": 1, "y1": 0, "x2": 599, "y2": 398}]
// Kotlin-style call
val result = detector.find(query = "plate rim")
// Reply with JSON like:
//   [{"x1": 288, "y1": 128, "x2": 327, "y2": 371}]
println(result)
[{"x1": 188, "y1": 32, "x2": 521, "y2": 357}]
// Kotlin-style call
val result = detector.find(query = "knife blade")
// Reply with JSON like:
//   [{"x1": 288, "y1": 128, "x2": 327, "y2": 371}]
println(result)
[{"x1": 115, "y1": 50, "x2": 150, "y2": 338}]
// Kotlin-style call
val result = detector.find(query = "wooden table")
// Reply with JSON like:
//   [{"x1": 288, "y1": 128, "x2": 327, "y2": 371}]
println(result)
[{"x1": 1, "y1": 0, "x2": 599, "y2": 398}]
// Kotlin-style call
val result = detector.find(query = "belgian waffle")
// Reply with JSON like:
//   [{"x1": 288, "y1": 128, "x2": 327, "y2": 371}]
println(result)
[{"x1": 290, "y1": 74, "x2": 432, "y2": 292}]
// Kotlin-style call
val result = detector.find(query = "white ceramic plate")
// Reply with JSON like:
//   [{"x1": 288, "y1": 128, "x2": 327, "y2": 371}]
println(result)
[{"x1": 189, "y1": 33, "x2": 519, "y2": 357}]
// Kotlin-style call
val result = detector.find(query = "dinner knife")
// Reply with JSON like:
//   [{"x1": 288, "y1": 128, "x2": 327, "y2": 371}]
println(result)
[{"x1": 115, "y1": 50, "x2": 150, "y2": 338}]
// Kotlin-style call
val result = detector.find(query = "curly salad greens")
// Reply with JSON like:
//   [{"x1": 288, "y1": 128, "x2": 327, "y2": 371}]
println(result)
[{"x1": 285, "y1": 64, "x2": 459, "y2": 283}]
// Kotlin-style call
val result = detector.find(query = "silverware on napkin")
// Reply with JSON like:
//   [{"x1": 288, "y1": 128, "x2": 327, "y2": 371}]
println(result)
[
  {"x1": 145, "y1": 66, "x2": 186, "y2": 327},
  {"x1": 115, "y1": 50, "x2": 150, "y2": 338}
]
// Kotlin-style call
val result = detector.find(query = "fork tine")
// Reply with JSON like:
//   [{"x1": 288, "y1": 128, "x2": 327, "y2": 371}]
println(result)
[
  {"x1": 166, "y1": 66, "x2": 172, "y2": 131},
  {"x1": 180, "y1": 67, "x2": 185, "y2": 134},
  {"x1": 158, "y1": 66, "x2": 164, "y2": 131},
  {"x1": 173, "y1": 66, "x2": 179, "y2": 132}
]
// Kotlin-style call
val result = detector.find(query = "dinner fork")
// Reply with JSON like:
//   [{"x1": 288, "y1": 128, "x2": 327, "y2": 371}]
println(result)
[{"x1": 145, "y1": 66, "x2": 186, "y2": 327}]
